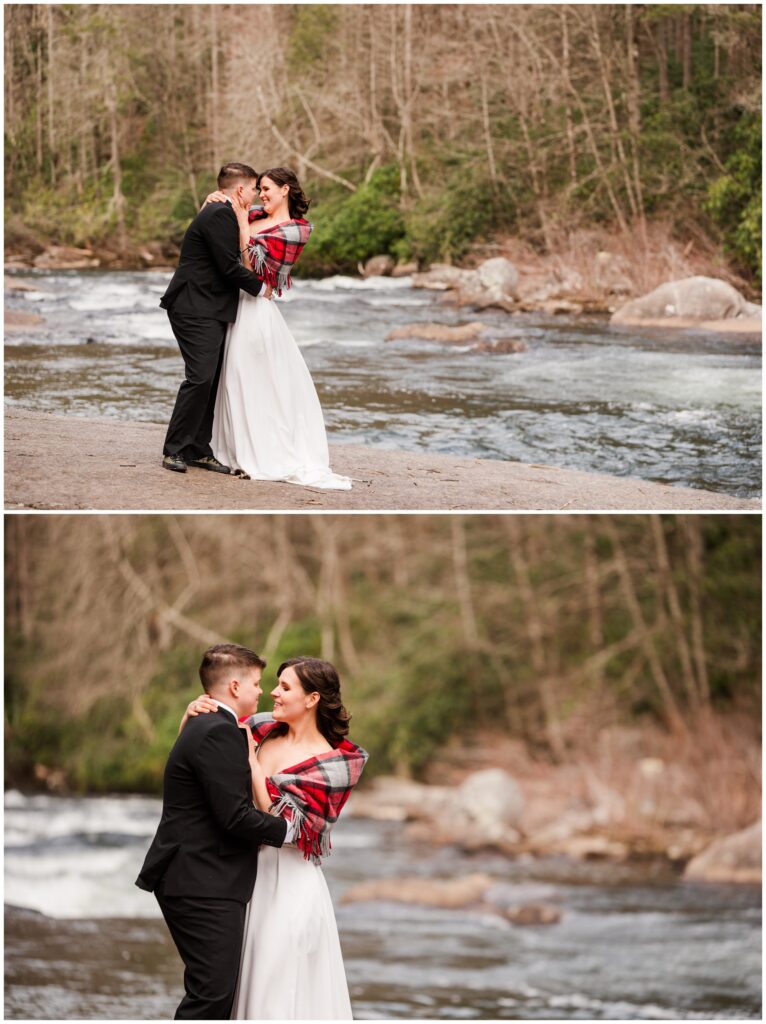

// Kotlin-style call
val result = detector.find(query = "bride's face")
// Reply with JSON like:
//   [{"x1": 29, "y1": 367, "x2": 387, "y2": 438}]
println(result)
[
  {"x1": 259, "y1": 176, "x2": 288, "y2": 215},
  {"x1": 272, "y1": 667, "x2": 318, "y2": 722}
]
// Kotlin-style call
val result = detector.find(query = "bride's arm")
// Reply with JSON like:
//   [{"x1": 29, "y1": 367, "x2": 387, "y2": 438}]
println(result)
[
  {"x1": 241, "y1": 725, "x2": 272, "y2": 810},
  {"x1": 178, "y1": 694, "x2": 219, "y2": 735}
]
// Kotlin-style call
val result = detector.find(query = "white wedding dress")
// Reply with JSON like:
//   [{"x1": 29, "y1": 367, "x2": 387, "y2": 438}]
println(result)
[
  {"x1": 231, "y1": 843, "x2": 353, "y2": 1020},
  {"x1": 212, "y1": 292, "x2": 351, "y2": 489}
]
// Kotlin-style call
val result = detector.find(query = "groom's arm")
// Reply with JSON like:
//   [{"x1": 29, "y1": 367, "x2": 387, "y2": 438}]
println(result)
[
  {"x1": 195, "y1": 724, "x2": 287, "y2": 847},
  {"x1": 202, "y1": 206, "x2": 263, "y2": 298}
]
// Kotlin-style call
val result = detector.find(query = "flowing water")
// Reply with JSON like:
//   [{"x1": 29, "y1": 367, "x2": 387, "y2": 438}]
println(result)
[
  {"x1": 4, "y1": 270, "x2": 761, "y2": 497},
  {"x1": 4, "y1": 792, "x2": 761, "y2": 1019}
]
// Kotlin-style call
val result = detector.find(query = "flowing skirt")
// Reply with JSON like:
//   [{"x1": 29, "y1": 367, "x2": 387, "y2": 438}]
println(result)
[
  {"x1": 212, "y1": 293, "x2": 351, "y2": 489},
  {"x1": 231, "y1": 844, "x2": 353, "y2": 1020}
]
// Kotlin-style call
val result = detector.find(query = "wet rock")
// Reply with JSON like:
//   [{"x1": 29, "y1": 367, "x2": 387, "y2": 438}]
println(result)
[
  {"x1": 391, "y1": 260, "x2": 418, "y2": 278},
  {"x1": 411, "y1": 264, "x2": 476, "y2": 291},
  {"x1": 362, "y1": 254, "x2": 395, "y2": 277},
  {"x1": 683, "y1": 821, "x2": 761, "y2": 884},
  {"x1": 611, "y1": 276, "x2": 758, "y2": 324},
  {"x1": 351, "y1": 775, "x2": 451, "y2": 822},
  {"x1": 471, "y1": 338, "x2": 527, "y2": 354},
  {"x1": 540, "y1": 298, "x2": 584, "y2": 315},
  {"x1": 5, "y1": 277, "x2": 40, "y2": 293},
  {"x1": 457, "y1": 768, "x2": 525, "y2": 838},
  {"x1": 478, "y1": 257, "x2": 520, "y2": 300},
  {"x1": 5, "y1": 309, "x2": 45, "y2": 328},
  {"x1": 342, "y1": 873, "x2": 494, "y2": 908},
  {"x1": 385, "y1": 321, "x2": 526, "y2": 355},
  {"x1": 503, "y1": 902, "x2": 562, "y2": 925},
  {"x1": 386, "y1": 321, "x2": 489, "y2": 344},
  {"x1": 33, "y1": 245, "x2": 101, "y2": 270}
]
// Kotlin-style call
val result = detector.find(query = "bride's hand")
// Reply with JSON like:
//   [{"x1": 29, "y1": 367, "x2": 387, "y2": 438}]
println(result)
[
  {"x1": 201, "y1": 190, "x2": 230, "y2": 208},
  {"x1": 262, "y1": 284, "x2": 274, "y2": 301},
  {"x1": 187, "y1": 695, "x2": 219, "y2": 717},
  {"x1": 240, "y1": 721, "x2": 258, "y2": 761}
]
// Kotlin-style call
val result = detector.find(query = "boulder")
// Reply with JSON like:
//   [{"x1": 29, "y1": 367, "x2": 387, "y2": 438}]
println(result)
[
  {"x1": 4, "y1": 278, "x2": 39, "y2": 293},
  {"x1": 386, "y1": 321, "x2": 488, "y2": 344},
  {"x1": 611, "y1": 276, "x2": 756, "y2": 324},
  {"x1": 5, "y1": 309, "x2": 44, "y2": 329},
  {"x1": 411, "y1": 264, "x2": 477, "y2": 291},
  {"x1": 342, "y1": 873, "x2": 494, "y2": 908},
  {"x1": 362, "y1": 254, "x2": 395, "y2": 278},
  {"x1": 385, "y1": 321, "x2": 527, "y2": 355},
  {"x1": 33, "y1": 245, "x2": 101, "y2": 270},
  {"x1": 391, "y1": 261, "x2": 418, "y2": 278},
  {"x1": 457, "y1": 768, "x2": 525, "y2": 839},
  {"x1": 683, "y1": 821, "x2": 761, "y2": 884},
  {"x1": 350, "y1": 775, "x2": 451, "y2": 822},
  {"x1": 477, "y1": 257, "x2": 520, "y2": 301},
  {"x1": 503, "y1": 903, "x2": 562, "y2": 925}
]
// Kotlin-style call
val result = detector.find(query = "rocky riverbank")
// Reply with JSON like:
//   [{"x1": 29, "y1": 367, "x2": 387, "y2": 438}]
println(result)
[
  {"x1": 347, "y1": 724, "x2": 762, "y2": 887},
  {"x1": 5, "y1": 408, "x2": 758, "y2": 511}
]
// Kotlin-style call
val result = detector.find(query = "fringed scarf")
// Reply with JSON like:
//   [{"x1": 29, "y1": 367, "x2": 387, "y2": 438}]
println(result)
[
  {"x1": 243, "y1": 712, "x2": 368, "y2": 863},
  {"x1": 244, "y1": 207, "x2": 312, "y2": 296}
]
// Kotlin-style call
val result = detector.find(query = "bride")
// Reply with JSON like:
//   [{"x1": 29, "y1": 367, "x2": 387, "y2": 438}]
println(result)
[
  {"x1": 204, "y1": 168, "x2": 351, "y2": 490},
  {"x1": 184, "y1": 657, "x2": 368, "y2": 1019}
]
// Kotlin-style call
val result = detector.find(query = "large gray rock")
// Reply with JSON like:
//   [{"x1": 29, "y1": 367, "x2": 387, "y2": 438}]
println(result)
[
  {"x1": 612, "y1": 276, "x2": 757, "y2": 324},
  {"x1": 362, "y1": 254, "x2": 395, "y2": 277},
  {"x1": 457, "y1": 768, "x2": 525, "y2": 840},
  {"x1": 683, "y1": 821, "x2": 761, "y2": 884},
  {"x1": 477, "y1": 257, "x2": 520, "y2": 301},
  {"x1": 411, "y1": 264, "x2": 479, "y2": 291}
]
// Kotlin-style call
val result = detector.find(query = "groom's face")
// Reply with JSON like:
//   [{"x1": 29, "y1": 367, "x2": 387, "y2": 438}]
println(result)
[
  {"x1": 235, "y1": 667, "x2": 263, "y2": 715},
  {"x1": 236, "y1": 179, "x2": 258, "y2": 209}
]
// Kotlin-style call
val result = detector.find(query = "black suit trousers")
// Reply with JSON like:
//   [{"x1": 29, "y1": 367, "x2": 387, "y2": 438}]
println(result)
[
  {"x1": 163, "y1": 312, "x2": 228, "y2": 459},
  {"x1": 156, "y1": 887, "x2": 246, "y2": 1020}
]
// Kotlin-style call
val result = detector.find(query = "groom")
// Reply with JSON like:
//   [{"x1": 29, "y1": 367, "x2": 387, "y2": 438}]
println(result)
[
  {"x1": 160, "y1": 162, "x2": 264, "y2": 475},
  {"x1": 136, "y1": 643, "x2": 288, "y2": 1019}
]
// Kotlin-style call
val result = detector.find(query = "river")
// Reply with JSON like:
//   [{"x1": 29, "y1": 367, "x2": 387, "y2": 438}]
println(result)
[
  {"x1": 4, "y1": 791, "x2": 761, "y2": 1019},
  {"x1": 4, "y1": 270, "x2": 762, "y2": 498}
]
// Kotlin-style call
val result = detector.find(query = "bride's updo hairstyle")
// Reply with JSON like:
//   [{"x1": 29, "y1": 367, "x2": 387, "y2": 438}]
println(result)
[
  {"x1": 259, "y1": 167, "x2": 311, "y2": 219},
  {"x1": 277, "y1": 656, "x2": 350, "y2": 745}
]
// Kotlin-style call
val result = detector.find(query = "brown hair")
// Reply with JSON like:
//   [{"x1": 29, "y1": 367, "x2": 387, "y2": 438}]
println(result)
[
  {"x1": 199, "y1": 643, "x2": 266, "y2": 692},
  {"x1": 258, "y1": 167, "x2": 311, "y2": 219},
  {"x1": 277, "y1": 657, "x2": 350, "y2": 745},
  {"x1": 217, "y1": 162, "x2": 258, "y2": 189}
]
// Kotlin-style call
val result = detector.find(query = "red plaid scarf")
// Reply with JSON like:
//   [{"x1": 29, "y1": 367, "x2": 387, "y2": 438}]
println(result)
[
  {"x1": 243, "y1": 712, "x2": 368, "y2": 863},
  {"x1": 245, "y1": 207, "x2": 312, "y2": 296}
]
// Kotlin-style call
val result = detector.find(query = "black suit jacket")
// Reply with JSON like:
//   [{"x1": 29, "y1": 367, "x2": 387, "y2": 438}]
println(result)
[
  {"x1": 136, "y1": 709, "x2": 286, "y2": 901},
  {"x1": 160, "y1": 202, "x2": 262, "y2": 321}
]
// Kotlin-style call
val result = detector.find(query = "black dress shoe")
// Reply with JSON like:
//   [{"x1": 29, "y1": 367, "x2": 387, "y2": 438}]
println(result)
[
  {"x1": 186, "y1": 454, "x2": 231, "y2": 474},
  {"x1": 162, "y1": 453, "x2": 187, "y2": 473}
]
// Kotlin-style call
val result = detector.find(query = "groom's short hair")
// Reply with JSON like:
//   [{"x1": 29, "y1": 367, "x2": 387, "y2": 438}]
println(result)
[
  {"x1": 199, "y1": 643, "x2": 266, "y2": 691},
  {"x1": 217, "y1": 162, "x2": 258, "y2": 189}
]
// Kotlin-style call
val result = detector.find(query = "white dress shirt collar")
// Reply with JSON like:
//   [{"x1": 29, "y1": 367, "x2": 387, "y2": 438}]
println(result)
[{"x1": 213, "y1": 698, "x2": 238, "y2": 721}]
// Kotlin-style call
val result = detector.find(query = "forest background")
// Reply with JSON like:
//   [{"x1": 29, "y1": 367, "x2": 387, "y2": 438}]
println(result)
[
  {"x1": 4, "y1": 514, "x2": 761, "y2": 840},
  {"x1": 4, "y1": 3, "x2": 762, "y2": 286}
]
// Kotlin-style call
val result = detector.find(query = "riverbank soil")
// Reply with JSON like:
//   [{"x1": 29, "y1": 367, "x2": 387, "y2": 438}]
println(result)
[{"x1": 4, "y1": 408, "x2": 758, "y2": 511}]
